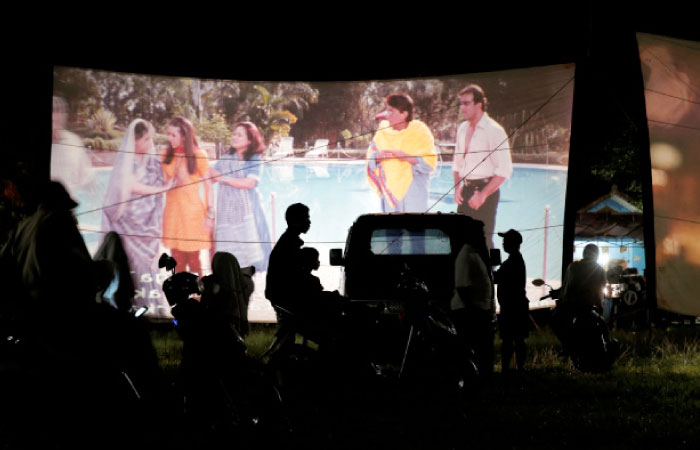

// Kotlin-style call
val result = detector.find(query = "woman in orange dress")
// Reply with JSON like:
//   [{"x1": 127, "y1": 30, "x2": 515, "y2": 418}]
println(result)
[{"x1": 161, "y1": 116, "x2": 213, "y2": 275}]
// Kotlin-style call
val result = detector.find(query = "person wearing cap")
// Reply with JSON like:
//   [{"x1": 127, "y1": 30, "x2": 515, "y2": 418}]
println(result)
[
  {"x1": 452, "y1": 85, "x2": 513, "y2": 250},
  {"x1": 494, "y1": 229, "x2": 529, "y2": 372}
]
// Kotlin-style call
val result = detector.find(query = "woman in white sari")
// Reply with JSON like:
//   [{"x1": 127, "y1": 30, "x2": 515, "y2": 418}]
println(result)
[{"x1": 101, "y1": 119, "x2": 168, "y2": 314}]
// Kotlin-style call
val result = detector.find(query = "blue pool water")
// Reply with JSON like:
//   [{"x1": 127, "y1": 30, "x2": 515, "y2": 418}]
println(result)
[{"x1": 75, "y1": 161, "x2": 567, "y2": 283}]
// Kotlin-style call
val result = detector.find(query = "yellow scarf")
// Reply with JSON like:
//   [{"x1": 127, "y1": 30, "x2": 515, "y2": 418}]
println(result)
[{"x1": 367, "y1": 120, "x2": 437, "y2": 203}]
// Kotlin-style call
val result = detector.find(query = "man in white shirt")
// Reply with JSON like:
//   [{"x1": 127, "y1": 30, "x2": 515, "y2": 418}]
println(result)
[
  {"x1": 450, "y1": 218, "x2": 496, "y2": 378},
  {"x1": 452, "y1": 85, "x2": 513, "y2": 249},
  {"x1": 50, "y1": 96, "x2": 94, "y2": 200}
]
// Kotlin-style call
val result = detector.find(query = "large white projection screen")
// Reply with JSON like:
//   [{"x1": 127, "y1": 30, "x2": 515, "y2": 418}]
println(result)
[
  {"x1": 638, "y1": 33, "x2": 700, "y2": 316},
  {"x1": 51, "y1": 65, "x2": 574, "y2": 319}
]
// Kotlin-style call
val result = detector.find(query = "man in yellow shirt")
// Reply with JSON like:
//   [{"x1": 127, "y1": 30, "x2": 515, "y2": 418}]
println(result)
[{"x1": 367, "y1": 93, "x2": 437, "y2": 212}]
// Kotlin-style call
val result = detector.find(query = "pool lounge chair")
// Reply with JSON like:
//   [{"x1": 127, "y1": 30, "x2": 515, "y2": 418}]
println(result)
[
  {"x1": 269, "y1": 136, "x2": 295, "y2": 180},
  {"x1": 272, "y1": 136, "x2": 295, "y2": 158},
  {"x1": 304, "y1": 139, "x2": 329, "y2": 159}
]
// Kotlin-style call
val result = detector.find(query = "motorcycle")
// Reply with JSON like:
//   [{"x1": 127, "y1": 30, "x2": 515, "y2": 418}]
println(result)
[
  {"x1": 160, "y1": 254, "x2": 291, "y2": 445},
  {"x1": 533, "y1": 279, "x2": 620, "y2": 372},
  {"x1": 393, "y1": 265, "x2": 479, "y2": 385},
  {"x1": 263, "y1": 264, "x2": 478, "y2": 390}
]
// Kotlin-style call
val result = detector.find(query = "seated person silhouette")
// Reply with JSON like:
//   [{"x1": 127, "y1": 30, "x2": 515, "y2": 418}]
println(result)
[
  {"x1": 298, "y1": 247, "x2": 343, "y2": 317},
  {"x1": 297, "y1": 247, "x2": 324, "y2": 305},
  {"x1": 200, "y1": 252, "x2": 255, "y2": 337},
  {"x1": 162, "y1": 256, "x2": 248, "y2": 424}
]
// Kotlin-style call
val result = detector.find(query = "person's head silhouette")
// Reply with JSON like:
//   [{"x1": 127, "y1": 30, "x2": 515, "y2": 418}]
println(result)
[
  {"x1": 40, "y1": 181, "x2": 78, "y2": 211},
  {"x1": 582, "y1": 243, "x2": 599, "y2": 262},
  {"x1": 300, "y1": 247, "x2": 320, "y2": 273},
  {"x1": 498, "y1": 229, "x2": 522, "y2": 254},
  {"x1": 285, "y1": 203, "x2": 311, "y2": 235}
]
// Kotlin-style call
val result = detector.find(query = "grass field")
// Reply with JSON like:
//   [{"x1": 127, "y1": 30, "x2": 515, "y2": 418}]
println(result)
[
  {"x1": 148, "y1": 322, "x2": 700, "y2": 449},
  {"x1": 3, "y1": 321, "x2": 698, "y2": 449}
]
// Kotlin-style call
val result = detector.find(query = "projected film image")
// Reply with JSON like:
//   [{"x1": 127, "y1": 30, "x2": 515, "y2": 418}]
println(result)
[
  {"x1": 51, "y1": 65, "x2": 574, "y2": 319},
  {"x1": 639, "y1": 33, "x2": 700, "y2": 316}
]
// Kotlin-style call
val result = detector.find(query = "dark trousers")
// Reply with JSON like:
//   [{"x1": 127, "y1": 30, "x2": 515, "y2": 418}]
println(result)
[
  {"x1": 457, "y1": 181, "x2": 500, "y2": 250},
  {"x1": 451, "y1": 307, "x2": 496, "y2": 378},
  {"x1": 501, "y1": 337, "x2": 526, "y2": 371},
  {"x1": 499, "y1": 307, "x2": 529, "y2": 371}
]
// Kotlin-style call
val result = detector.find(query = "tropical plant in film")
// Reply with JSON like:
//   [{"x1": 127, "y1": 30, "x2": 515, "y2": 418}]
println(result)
[
  {"x1": 246, "y1": 84, "x2": 318, "y2": 142},
  {"x1": 87, "y1": 109, "x2": 117, "y2": 136}
]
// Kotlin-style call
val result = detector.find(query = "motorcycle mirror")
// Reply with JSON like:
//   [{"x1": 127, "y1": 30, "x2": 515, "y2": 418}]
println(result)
[
  {"x1": 329, "y1": 248, "x2": 344, "y2": 266},
  {"x1": 531, "y1": 278, "x2": 546, "y2": 287},
  {"x1": 158, "y1": 253, "x2": 177, "y2": 273}
]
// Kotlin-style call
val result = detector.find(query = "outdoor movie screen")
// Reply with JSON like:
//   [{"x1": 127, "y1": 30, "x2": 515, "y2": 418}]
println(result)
[
  {"x1": 51, "y1": 64, "x2": 574, "y2": 319},
  {"x1": 638, "y1": 33, "x2": 700, "y2": 316}
]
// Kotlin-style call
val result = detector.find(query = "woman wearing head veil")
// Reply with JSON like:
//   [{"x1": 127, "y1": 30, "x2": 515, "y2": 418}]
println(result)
[
  {"x1": 101, "y1": 119, "x2": 167, "y2": 313},
  {"x1": 201, "y1": 251, "x2": 254, "y2": 337},
  {"x1": 209, "y1": 121, "x2": 272, "y2": 272}
]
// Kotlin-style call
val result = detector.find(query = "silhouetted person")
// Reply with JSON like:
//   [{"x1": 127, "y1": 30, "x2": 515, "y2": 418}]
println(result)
[
  {"x1": 164, "y1": 270, "x2": 208, "y2": 365},
  {"x1": 450, "y1": 218, "x2": 495, "y2": 378},
  {"x1": 265, "y1": 203, "x2": 311, "y2": 317},
  {"x1": 555, "y1": 243, "x2": 620, "y2": 371},
  {"x1": 1, "y1": 181, "x2": 163, "y2": 444},
  {"x1": 165, "y1": 256, "x2": 275, "y2": 431},
  {"x1": 201, "y1": 251, "x2": 255, "y2": 337},
  {"x1": 298, "y1": 247, "x2": 325, "y2": 306},
  {"x1": 2, "y1": 181, "x2": 98, "y2": 347},
  {"x1": 561, "y1": 244, "x2": 606, "y2": 311},
  {"x1": 165, "y1": 269, "x2": 240, "y2": 426},
  {"x1": 554, "y1": 243, "x2": 606, "y2": 346},
  {"x1": 494, "y1": 229, "x2": 529, "y2": 372},
  {"x1": 298, "y1": 246, "x2": 344, "y2": 318}
]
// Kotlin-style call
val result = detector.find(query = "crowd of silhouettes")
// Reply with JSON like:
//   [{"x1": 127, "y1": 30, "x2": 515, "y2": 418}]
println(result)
[
  {"x1": 0, "y1": 181, "x2": 165, "y2": 448},
  {"x1": 0, "y1": 182, "x2": 628, "y2": 448}
]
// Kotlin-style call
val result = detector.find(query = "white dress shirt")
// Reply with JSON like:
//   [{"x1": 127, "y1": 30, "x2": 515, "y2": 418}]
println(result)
[{"x1": 452, "y1": 113, "x2": 513, "y2": 181}]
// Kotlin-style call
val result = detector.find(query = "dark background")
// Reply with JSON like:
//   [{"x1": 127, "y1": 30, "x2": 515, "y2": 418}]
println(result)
[{"x1": 2, "y1": 3, "x2": 697, "y2": 284}]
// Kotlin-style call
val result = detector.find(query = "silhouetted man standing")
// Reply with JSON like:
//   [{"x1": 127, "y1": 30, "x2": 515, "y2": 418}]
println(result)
[
  {"x1": 265, "y1": 203, "x2": 311, "y2": 315},
  {"x1": 494, "y1": 229, "x2": 529, "y2": 372}
]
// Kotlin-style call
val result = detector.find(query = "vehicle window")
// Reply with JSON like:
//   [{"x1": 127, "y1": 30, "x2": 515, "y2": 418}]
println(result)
[{"x1": 370, "y1": 228, "x2": 451, "y2": 255}]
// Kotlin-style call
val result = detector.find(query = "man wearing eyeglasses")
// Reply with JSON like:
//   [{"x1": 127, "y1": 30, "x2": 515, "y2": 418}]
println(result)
[{"x1": 452, "y1": 84, "x2": 513, "y2": 250}]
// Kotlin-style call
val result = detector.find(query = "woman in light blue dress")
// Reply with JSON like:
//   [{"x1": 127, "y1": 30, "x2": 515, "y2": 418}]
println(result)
[{"x1": 210, "y1": 122, "x2": 272, "y2": 272}]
